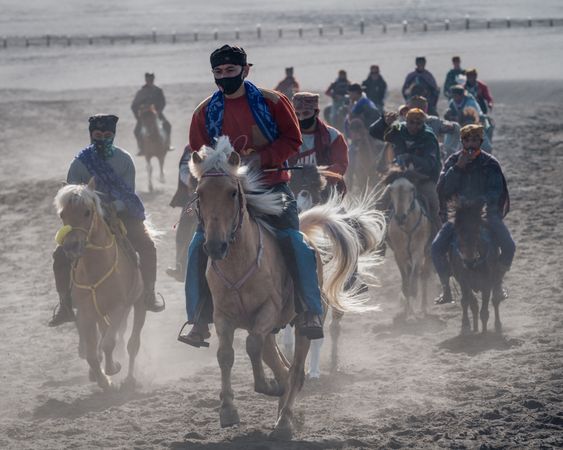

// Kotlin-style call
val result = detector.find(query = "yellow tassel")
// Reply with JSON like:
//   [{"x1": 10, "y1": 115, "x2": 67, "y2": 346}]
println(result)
[{"x1": 55, "y1": 225, "x2": 73, "y2": 245}]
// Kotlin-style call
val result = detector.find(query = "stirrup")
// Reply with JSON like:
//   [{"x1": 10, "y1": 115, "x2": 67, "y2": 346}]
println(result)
[
  {"x1": 48, "y1": 303, "x2": 75, "y2": 327},
  {"x1": 177, "y1": 321, "x2": 210, "y2": 348}
]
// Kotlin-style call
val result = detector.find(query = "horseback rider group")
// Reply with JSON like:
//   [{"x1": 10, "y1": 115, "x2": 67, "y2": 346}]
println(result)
[{"x1": 50, "y1": 45, "x2": 513, "y2": 349}]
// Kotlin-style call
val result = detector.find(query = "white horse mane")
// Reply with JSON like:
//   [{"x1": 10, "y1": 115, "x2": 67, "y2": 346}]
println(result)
[
  {"x1": 54, "y1": 184, "x2": 104, "y2": 217},
  {"x1": 189, "y1": 136, "x2": 284, "y2": 217}
]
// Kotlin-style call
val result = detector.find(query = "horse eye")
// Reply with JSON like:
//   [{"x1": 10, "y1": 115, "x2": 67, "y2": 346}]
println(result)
[
  {"x1": 84, "y1": 210, "x2": 91, "y2": 217},
  {"x1": 231, "y1": 190, "x2": 237, "y2": 198}
]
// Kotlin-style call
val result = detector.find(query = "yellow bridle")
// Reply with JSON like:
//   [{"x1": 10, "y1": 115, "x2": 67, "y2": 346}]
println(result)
[{"x1": 55, "y1": 211, "x2": 119, "y2": 326}]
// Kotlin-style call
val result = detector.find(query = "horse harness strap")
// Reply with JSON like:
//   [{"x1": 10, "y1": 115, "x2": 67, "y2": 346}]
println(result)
[
  {"x1": 71, "y1": 212, "x2": 119, "y2": 326},
  {"x1": 211, "y1": 223, "x2": 264, "y2": 318}
]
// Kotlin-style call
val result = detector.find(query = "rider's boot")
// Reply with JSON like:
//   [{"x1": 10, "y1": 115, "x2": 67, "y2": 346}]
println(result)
[
  {"x1": 492, "y1": 262, "x2": 510, "y2": 302},
  {"x1": 144, "y1": 282, "x2": 165, "y2": 312},
  {"x1": 434, "y1": 281, "x2": 454, "y2": 305},
  {"x1": 48, "y1": 292, "x2": 75, "y2": 327},
  {"x1": 166, "y1": 263, "x2": 185, "y2": 282}
]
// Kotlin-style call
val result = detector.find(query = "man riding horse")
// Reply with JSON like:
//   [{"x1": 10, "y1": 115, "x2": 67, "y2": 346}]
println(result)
[
  {"x1": 432, "y1": 124, "x2": 514, "y2": 305},
  {"x1": 289, "y1": 92, "x2": 349, "y2": 197},
  {"x1": 370, "y1": 108, "x2": 442, "y2": 235},
  {"x1": 178, "y1": 45, "x2": 325, "y2": 347},
  {"x1": 49, "y1": 114, "x2": 165, "y2": 326},
  {"x1": 402, "y1": 56, "x2": 440, "y2": 116},
  {"x1": 131, "y1": 72, "x2": 172, "y2": 156}
]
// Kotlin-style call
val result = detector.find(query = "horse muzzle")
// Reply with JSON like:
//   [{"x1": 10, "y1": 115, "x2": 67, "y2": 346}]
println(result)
[
  {"x1": 395, "y1": 214, "x2": 407, "y2": 226},
  {"x1": 62, "y1": 239, "x2": 85, "y2": 260},
  {"x1": 204, "y1": 240, "x2": 229, "y2": 261}
]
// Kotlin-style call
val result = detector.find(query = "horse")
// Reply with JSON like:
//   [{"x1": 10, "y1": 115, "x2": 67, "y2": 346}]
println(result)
[
  {"x1": 54, "y1": 178, "x2": 146, "y2": 391},
  {"x1": 189, "y1": 137, "x2": 379, "y2": 439},
  {"x1": 381, "y1": 169, "x2": 433, "y2": 321},
  {"x1": 287, "y1": 164, "x2": 386, "y2": 377},
  {"x1": 347, "y1": 118, "x2": 387, "y2": 193},
  {"x1": 137, "y1": 104, "x2": 168, "y2": 192},
  {"x1": 450, "y1": 202, "x2": 503, "y2": 334}
]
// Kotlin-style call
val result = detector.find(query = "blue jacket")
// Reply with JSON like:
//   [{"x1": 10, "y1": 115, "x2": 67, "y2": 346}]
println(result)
[{"x1": 437, "y1": 151, "x2": 510, "y2": 220}]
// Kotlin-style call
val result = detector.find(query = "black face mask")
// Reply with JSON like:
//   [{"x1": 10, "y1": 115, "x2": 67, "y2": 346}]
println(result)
[
  {"x1": 215, "y1": 72, "x2": 244, "y2": 95},
  {"x1": 299, "y1": 116, "x2": 316, "y2": 130}
]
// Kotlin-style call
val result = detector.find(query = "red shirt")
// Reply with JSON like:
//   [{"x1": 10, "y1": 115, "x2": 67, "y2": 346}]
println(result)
[{"x1": 189, "y1": 87, "x2": 302, "y2": 186}]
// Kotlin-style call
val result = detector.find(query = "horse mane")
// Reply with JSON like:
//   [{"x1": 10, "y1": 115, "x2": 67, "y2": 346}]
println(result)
[
  {"x1": 189, "y1": 136, "x2": 284, "y2": 217},
  {"x1": 381, "y1": 167, "x2": 428, "y2": 186},
  {"x1": 454, "y1": 201, "x2": 484, "y2": 233},
  {"x1": 54, "y1": 183, "x2": 104, "y2": 217}
]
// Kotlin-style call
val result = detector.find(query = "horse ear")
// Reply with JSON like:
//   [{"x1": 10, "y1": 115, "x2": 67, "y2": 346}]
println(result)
[
  {"x1": 228, "y1": 151, "x2": 240, "y2": 167},
  {"x1": 87, "y1": 177, "x2": 96, "y2": 191},
  {"x1": 192, "y1": 152, "x2": 203, "y2": 164}
]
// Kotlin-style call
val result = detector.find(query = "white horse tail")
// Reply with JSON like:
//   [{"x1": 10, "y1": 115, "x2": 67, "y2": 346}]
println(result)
[{"x1": 299, "y1": 194, "x2": 378, "y2": 313}]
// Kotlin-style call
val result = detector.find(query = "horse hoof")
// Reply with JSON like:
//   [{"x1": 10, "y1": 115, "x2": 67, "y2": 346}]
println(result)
[
  {"x1": 220, "y1": 406, "x2": 240, "y2": 428},
  {"x1": 270, "y1": 424, "x2": 293, "y2": 441},
  {"x1": 460, "y1": 325, "x2": 471, "y2": 336},
  {"x1": 89, "y1": 369, "x2": 96, "y2": 382},
  {"x1": 121, "y1": 376, "x2": 137, "y2": 392},
  {"x1": 495, "y1": 322, "x2": 502, "y2": 334},
  {"x1": 105, "y1": 361, "x2": 121, "y2": 376}
]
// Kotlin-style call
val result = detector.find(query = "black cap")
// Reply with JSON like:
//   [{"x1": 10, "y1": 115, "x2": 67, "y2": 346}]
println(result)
[
  {"x1": 210, "y1": 45, "x2": 251, "y2": 68},
  {"x1": 415, "y1": 56, "x2": 426, "y2": 63},
  {"x1": 348, "y1": 83, "x2": 363, "y2": 93},
  {"x1": 145, "y1": 72, "x2": 155, "y2": 78},
  {"x1": 88, "y1": 114, "x2": 119, "y2": 133}
]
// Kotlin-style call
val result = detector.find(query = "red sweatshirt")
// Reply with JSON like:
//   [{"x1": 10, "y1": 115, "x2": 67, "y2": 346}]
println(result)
[{"x1": 189, "y1": 87, "x2": 302, "y2": 186}]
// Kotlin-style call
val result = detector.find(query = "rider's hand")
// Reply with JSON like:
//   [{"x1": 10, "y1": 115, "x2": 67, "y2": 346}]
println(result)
[
  {"x1": 384, "y1": 112, "x2": 398, "y2": 125},
  {"x1": 456, "y1": 152, "x2": 471, "y2": 169}
]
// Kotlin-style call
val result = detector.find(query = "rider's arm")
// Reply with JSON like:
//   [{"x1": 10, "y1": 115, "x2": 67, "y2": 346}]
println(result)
[
  {"x1": 156, "y1": 88, "x2": 166, "y2": 112},
  {"x1": 326, "y1": 132, "x2": 349, "y2": 176},
  {"x1": 480, "y1": 82, "x2": 494, "y2": 110},
  {"x1": 257, "y1": 94, "x2": 302, "y2": 167},
  {"x1": 440, "y1": 156, "x2": 463, "y2": 199},
  {"x1": 66, "y1": 159, "x2": 91, "y2": 185},
  {"x1": 325, "y1": 83, "x2": 334, "y2": 97},
  {"x1": 401, "y1": 74, "x2": 412, "y2": 99},
  {"x1": 484, "y1": 165, "x2": 503, "y2": 216},
  {"x1": 188, "y1": 101, "x2": 212, "y2": 153}
]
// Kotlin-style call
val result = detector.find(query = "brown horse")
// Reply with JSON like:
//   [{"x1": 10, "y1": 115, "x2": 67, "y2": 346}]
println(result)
[
  {"x1": 189, "y1": 137, "x2": 376, "y2": 439},
  {"x1": 54, "y1": 179, "x2": 146, "y2": 391},
  {"x1": 380, "y1": 169, "x2": 433, "y2": 321},
  {"x1": 138, "y1": 104, "x2": 168, "y2": 192}
]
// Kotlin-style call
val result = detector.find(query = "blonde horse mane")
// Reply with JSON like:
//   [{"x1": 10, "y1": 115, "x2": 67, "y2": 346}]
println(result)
[
  {"x1": 189, "y1": 136, "x2": 284, "y2": 218},
  {"x1": 54, "y1": 183, "x2": 104, "y2": 217}
]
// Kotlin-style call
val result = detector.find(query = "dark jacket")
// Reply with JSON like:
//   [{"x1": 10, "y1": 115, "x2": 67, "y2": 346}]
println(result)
[
  {"x1": 370, "y1": 118, "x2": 442, "y2": 182},
  {"x1": 131, "y1": 85, "x2": 166, "y2": 118},
  {"x1": 361, "y1": 75, "x2": 387, "y2": 109},
  {"x1": 437, "y1": 151, "x2": 510, "y2": 220}
]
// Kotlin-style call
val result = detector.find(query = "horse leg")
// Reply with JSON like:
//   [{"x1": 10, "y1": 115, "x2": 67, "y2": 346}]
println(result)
[
  {"x1": 469, "y1": 291, "x2": 479, "y2": 333},
  {"x1": 101, "y1": 308, "x2": 127, "y2": 377},
  {"x1": 146, "y1": 158, "x2": 153, "y2": 192},
  {"x1": 460, "y1": 286, "x2": 471, "y2": 335},
  {"x1": 124, "y1": 298, "x2": 146, "y2": 388},
  {"x1": 262, "y1": 335, "x2": 290, "y2": 401},
  {"x1": 329, "y1": 309, "x2": 343, "y2": 374},
  {"x1": 215, "y1": 317, "x2": 239, "y2": 428},
  {"x1": 78, "y1": 313, "x2": 112, "y2": 391},
  {"x1": 492, "y1": 291, "x2": 502, "y2": 334},
  {"x1": 247, "y1": 332, "x2": 284, "y2": 397},
  {"x1": 158, "y1": 156, "x2": 165, "y2": 184},
  {"x1": 271, "y1": 330, "x2": 310, "y2": 441},
  {"x1": 308, "y1": 338, "x2": 323, "y2": 379},
  {"x1": 480, "y1": 288, "x2": 491, "y2": 334}
]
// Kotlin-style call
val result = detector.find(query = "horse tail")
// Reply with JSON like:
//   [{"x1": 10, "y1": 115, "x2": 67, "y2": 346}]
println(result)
[{"x1": 299, "y1": 191, "x2": 385, "y2": 313}]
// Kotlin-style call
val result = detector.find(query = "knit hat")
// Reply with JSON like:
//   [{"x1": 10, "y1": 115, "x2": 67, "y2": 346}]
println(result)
[
  {"x1": 292, "y1": 92, "x2": 320, "y2": 112},
  {"x1": 88, "y1": 114, "x2": 118, "y2": 133},
  {"x1": 460, "y1": 124, "x2": 484, "y2": 139}
]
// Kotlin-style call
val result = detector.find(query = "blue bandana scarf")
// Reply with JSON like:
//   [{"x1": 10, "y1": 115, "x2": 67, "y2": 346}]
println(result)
[
  {"x1": 205, "y1": 80, "x2": 279, "y2": 144},
  {"x1": 77, "y1": 145, "x2": 146, "y2": 220}
]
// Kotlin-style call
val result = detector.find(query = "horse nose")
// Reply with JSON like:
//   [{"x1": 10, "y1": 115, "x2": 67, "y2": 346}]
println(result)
[
  {"x1": 395, "y1": 214, "x2": 406, "y2": 225},
  {"x1": 63, "y1": 240, "x2": 82, "y2": 258},
  {"x1": 204, "y1": 240, "x2": 229, "y2": 260}
]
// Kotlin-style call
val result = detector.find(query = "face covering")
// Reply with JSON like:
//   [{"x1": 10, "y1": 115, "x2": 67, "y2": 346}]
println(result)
[
  {"x1": 92, "y1": 137, "x2": 115, "y2": 159},
  {"x1": 298, "y1": 116, "x2": 316, "y2": 130},
  {"x1": 215, "y1": 72, "x2": 244, "y2": 95}
]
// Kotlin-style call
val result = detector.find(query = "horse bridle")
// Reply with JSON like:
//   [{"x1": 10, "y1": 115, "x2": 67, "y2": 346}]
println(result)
[{"x1": 196, "y1": 171, "x2": 245, "y2": 244}]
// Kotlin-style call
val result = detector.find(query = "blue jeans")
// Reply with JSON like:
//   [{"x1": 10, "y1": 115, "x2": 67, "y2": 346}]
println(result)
[
  {"x1": 184, "y1": 183, "x2": 323, "y2": 323},
  {"x1": 431, "y1": 216, "x2": 515, "y2": 284}
]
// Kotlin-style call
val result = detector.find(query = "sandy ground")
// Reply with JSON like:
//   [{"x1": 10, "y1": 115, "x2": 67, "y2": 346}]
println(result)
[{"x1": 0, "y1": 16, "x2": 563, "y2": 450}]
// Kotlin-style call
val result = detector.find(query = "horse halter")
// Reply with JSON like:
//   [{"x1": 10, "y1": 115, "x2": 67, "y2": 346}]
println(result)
[
  {"x1": 55, "y1": 208, "x2": 114, "y2": 250},
  {"x1": 197, "y1": 171, "x2": 245, "y2": 244}
]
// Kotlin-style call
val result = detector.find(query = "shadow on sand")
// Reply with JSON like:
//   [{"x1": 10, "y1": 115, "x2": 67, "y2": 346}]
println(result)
[
  {"x1": 170, "y1": 429, "x2": 374, "y2": 450},
  {"x1": 32, "y1": 388, "x2": 153, "y2": 420},
  {"x1": 372, "y1": 313, "x2": 448, "y2": 338},
  {"x1": 438, "y1": 332, "x2": 523, "y2": 356}
]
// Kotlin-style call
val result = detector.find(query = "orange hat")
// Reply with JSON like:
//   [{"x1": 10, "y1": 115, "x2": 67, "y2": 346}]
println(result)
[
  {"x1": 406, "y1": 108, "x2": 427, "y2": 121},
  {"x1": 292, "y1": 92, "x2": 320, "y2": 112},
  {"x1": 460, "y1": 124, "x2": 484, "y2": 139}
]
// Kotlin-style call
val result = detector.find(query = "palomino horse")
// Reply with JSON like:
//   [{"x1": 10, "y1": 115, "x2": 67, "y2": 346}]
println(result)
[
  {"x1": 287, "y1": 164, "x2": 385, "y2": 378},
  {"x1": 54, "y1": 179, "x2": 146, "y2": 391},
  {"x1": 381, "y1": 169, "x2": 433, "y2": 321},
  {"x1": 347, "y1": 118, "x2": 387, "y2": 193},
  {"x1": 138, "y1": 104, "x2": 168, "y2": 192},
  {"x1": 189, "y1": 137, "x2": 376, "y2": 439},
  {"x1": 450, "y1": 202, "x2": 503, "y2": 334}
]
